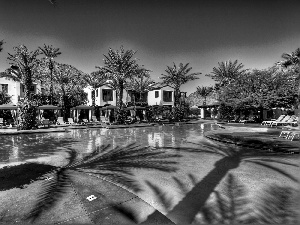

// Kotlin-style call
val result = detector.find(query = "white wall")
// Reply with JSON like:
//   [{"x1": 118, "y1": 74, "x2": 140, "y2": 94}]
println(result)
[
  {"x1": 148, "y1": 86, "x2": 174, "y2": 106},
  {"x1": 0, "y1": 78, "x2": 42, "y2": 104},
  {"x1": 84, "y1": 85, "x2": 128, "y2": 106}
]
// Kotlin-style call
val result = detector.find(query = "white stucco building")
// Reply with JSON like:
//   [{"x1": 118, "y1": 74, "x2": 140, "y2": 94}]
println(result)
[
  {"x1": 0, "y1": 77, "x2": 43, "y2": 104},
  {"x1": 147, "y1": 85, "x2": 174, "y2": 106},
  {"x1": 84, "y1": 84, "x2": 175, "y2": 107}
]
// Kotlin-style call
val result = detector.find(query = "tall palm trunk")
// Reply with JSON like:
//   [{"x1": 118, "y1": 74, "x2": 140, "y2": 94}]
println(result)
[
  {"x1": 49, "y1": 62, "x2": 54, "y2": 105},
  {"x1": 24, "y1": 68, "x2": 33, "y2": 100},
  {"x1": 166, "y1": 156, "x2": 240, "y2": 224},
  {"x1": 115, "y1": 82, "x2": 124, "y2": 122},
  {"x1": 174, "y1": 87, "x2": 180, "y2": 107},
  {"x1": 61, "y1": 88, "x2": 66, "y2": 120},
  {"x1": 91, "y1": 89, "x2": 96, "y2": 106},
  {"x1": 18, "y1": 68, "x2": 38, "y2": 130}
]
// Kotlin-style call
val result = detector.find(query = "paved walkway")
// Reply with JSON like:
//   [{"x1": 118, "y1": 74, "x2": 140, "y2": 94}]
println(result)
[{"x1": 0, "y1": 169, "x2": 175, "y2": 224}]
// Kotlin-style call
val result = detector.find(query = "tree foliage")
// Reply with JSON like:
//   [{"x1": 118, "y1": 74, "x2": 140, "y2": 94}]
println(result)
[
  {"x1": 7, "y1": 45, "x2": 41, "y2": 130},
  {"x1": 206, "y1": 60, "x2": 247, "y2": 88},
  {"x1": 97, "y1": 46, "x2": 142, "y2": 123},
  {"x1": 50, "y1": 63, "x2": 87, "y2": 119},
  {"x1": 38, "y1": 44, "x2": 61, "y2": 104},
  {"x1": 217, "y1": 67, "x2": 297, "y2": 117},
  {"x1": 196, "y1": 86, "x2": 213, "y2": 104},
  {"x1": 82, "y1": 70, "x2": 108, "y2": 106},
  {"x1": 0, "y1": 40, "x2": 4, "y2": 52},
  {"x1": 126, "y1": 67, "x2": 156, "y2": 103},
  {"x1": 160, "y1": 63, "x2": 201, "y2": 106}
]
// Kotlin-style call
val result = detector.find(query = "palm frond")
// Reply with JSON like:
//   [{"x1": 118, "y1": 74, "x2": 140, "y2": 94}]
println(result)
[
  {"x1": 243, "y1": 158, "x2": 299, "y2": 167},
  {"x1": 214, "y1": 190, "x2": 228, "y2": 223},
  {"x1": 48, "y1": 0, "x2": 57, "y2": 5},
  {"x1": 188, "y1": 173, "x2": 197, "y2": 186},
  {"x1": 172, "y1": 176, "x2": 190, "y2": 195},
  {"x1": 64, "y1": 148, "x2": 80, "y2": 167},
  {"x1": 86, "y1": 171, "x2": 142, "y2": 192},
  {"x1": 253, "y1": 185, "x2": 298, "y2": 223},
  {"x1": 145, "y1": 180, "x2": 174, "y2": 212},
  {"x1": 245, "y1": 160, "x2": 299, "y2": 182},
  {"x1": 73, "y1": 144, "x2": 181, "y2": 174},
  {"x1": 111, "y1": 204, "x2": 139, "y2": 224},
  {"x1": 25, "y1": 168, "x2": 72, "y2": 222}
]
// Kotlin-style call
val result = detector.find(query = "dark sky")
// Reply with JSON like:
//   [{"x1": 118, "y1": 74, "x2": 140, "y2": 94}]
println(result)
[{"x1": 1, "y1": 0, "x2": 300, "y2": 94}]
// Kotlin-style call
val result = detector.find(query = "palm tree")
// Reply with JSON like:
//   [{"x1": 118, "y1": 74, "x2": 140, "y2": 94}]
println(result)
[
  {"x1": 48, "y1": 0, "x2": 56, "y2": 5},
  {"x1": 7, "y1": 45, "x2": 41, "y2": 100},
  {"x1": 160, "y1": 63, "x2": 201, "y2": 106},
  {"x1": 39, "y1": 44, "x2": 61, "y2": 105},
  {"x1": 0, "y1": 40, "x2": 4, "y2": 52},
  {"x1": 196, "y1": 86, "x2": 213, "y2": 105},
  {"x1": 23, "y1": 143, "x2": 181, "y2": 223},
  {"x1": 7, "y1": 45, "x2": 41, "y2": 130},
  {"x1": 206, "y1": 60, "x2": 247, "y2": 88},
  {"x1": 52, "y1": 63, "x2": 86, "y2": 119},
  {"x1": 83, "y1": 70, "x2": 108, "y2": 106},
  {"x1": 279, "y1": 48, "x2": 300, "y2": 125},
  {"x1": 127, "y1": 67, "x2": 156, "y2": 104},
  {"x1": 163, "y1": 142, "x2": 299, "y2": 224},
  {"x1": 96, "y1": 46, "x2": 140, "y2": 122}
]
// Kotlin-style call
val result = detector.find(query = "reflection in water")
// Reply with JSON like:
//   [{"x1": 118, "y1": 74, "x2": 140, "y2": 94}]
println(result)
[
  {"x1": 9, "y1": 136, "x2": 19, "y2": 163},
  {"x1": 0, "y1": 123, "x2": 214, "y2": 164}
]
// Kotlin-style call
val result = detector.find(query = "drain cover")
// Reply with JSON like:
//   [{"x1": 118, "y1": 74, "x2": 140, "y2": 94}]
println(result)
[{"x1": 86, "y1": 195, "x2": 97, "y2": 201}]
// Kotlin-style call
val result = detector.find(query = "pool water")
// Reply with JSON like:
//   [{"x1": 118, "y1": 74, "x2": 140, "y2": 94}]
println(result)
[{"x1": 0, "y1": 122, "x2": 219, "y2": 165}]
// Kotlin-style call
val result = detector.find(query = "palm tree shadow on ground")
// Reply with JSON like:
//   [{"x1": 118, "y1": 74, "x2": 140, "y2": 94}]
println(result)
[
  {"x1": 121, "y1": 141, "x2": 298, "y2": 225},
  {"x1": 0, "y1": 143, "x2": 181, "y2": 223},
  {"x1": 141, "y1": 173, "x2": 299, "y2": 225},
  {"x1": 164, "y1": 142, "x2": 299, "y2": 224}
]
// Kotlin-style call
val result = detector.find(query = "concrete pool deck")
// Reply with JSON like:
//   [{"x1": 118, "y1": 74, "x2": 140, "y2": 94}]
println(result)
[{"x1": 0, "y1": 168, "x2": 174, "y2": 224}]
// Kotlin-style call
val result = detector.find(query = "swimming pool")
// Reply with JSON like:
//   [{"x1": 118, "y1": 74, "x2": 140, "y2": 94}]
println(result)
[
  {"x1": 0, "y1": 122, "x2": 218, "y2": 165},
  {"x1": 1, "y1": 122, "x2": 298, "y2": 222}
]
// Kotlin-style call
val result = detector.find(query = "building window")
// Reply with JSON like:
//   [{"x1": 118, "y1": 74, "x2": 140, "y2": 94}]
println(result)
[
  {"x1": 155, "y1": 91, "x2": 159, "y2": 98},
  {"x1": 96, "y1": 89, "x2": 98, "y2": 97},
  {"x1": 0, "y1": 84, "x2": 8, "y2": 94},
  {"x1": 102, "y1": 89, "x2": 113, "y2": 101},
  {"x1": 163, "y1": 91, "x2": 172, "y2": 102}
]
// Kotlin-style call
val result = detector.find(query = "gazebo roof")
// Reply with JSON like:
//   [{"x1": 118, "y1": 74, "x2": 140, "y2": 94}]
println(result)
[
  {"x1": 38, "y1": 105, "x2": 62, "y2": 110},
  {"x1": 0, "y1": 104, "x2": 17, "y2": 109},
  {"x1": 73, "y1": 105, "x2": 94, "y2": 109}
]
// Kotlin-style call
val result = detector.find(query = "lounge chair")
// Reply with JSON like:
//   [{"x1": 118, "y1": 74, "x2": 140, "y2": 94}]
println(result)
[
  {"x1": 125, "y1": 116, "x2": 135, "y2": 124},
  {"x1": 91, "y1": 116, "x2": 102, "y2": 124},
  {"x1": 56, "y1": 117, "x2": 69, "y2": 125},
  {"x1": 287, "y1": 131, "x2": 300, "y2": 141},
  {"x1": 42, "y1": 119, "x2": 50, "y2": 128},
  {"x1": 100, "y1": 116, "x2": 110, "y2": 124},
  {"x1": 239, "y1": 116, "x2": 256, "y2": 123},
  {"x1": 281, "y1": 116, "x2": 298, "y2": 127},
  {"x1": 0, "y1": 118, "x2": 4, "y2": 128},
  {"x1": 261, "y1": 115, "x2": 285, "y2": 126},
  {"x1": 67, "y1": 118, "x2": 76, "y2": 125},
  {"x1": 155, "y1": 115, "x2": 169, "y2": 124},
  {"x1": 270, "y1": 115, "x2": 291, "y2": 127},
  {"x1": 229, "y1": 116, "x2": 240, "y2": 123},
  {"x1": 80, "y1": 118, "x2": 94, "y2": 125}
]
